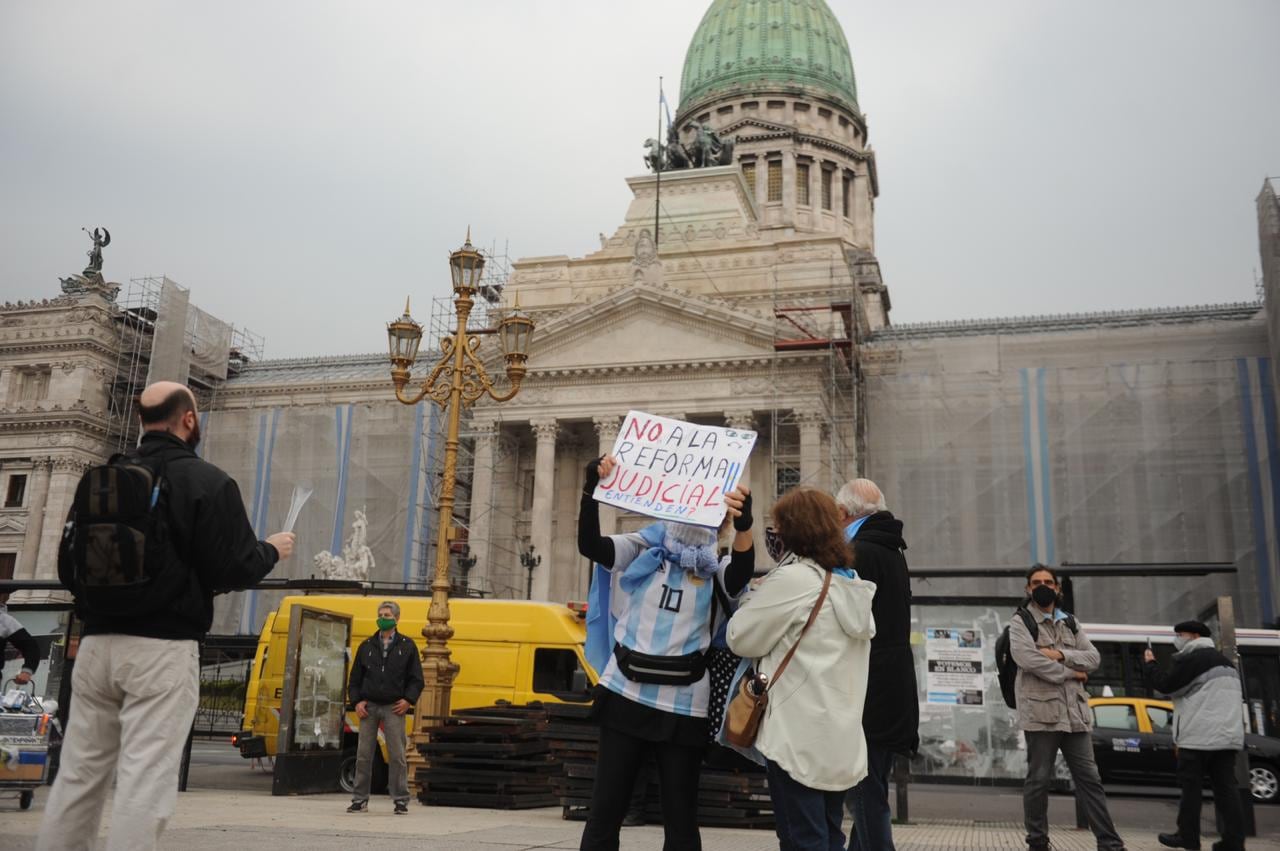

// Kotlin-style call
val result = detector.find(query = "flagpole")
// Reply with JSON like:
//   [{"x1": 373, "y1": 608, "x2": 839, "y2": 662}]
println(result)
[{"x1": 655, "y1": 75, "x2": 663, "y2": 251}]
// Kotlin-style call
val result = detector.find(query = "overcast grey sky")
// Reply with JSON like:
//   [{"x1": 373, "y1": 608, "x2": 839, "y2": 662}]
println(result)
[{"x1": 2, "y1": 1, "x2": 1277, "y2": 358}]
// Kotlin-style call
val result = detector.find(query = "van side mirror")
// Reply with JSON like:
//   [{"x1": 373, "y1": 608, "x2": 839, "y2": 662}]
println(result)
[{"x1": 571, "y1": 669, "x2": 589, "y2": 695}]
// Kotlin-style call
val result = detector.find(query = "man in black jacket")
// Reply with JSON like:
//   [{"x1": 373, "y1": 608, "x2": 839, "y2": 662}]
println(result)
[
  {"x1": 39, "y1": 381, "x2": 295, "y2": 851},
  {"x1": 836, "y1": 478, "x2": 918, "y2": 851},
  {"x1": 347, "y1": 600, "x2": 424, "y2": 814}
]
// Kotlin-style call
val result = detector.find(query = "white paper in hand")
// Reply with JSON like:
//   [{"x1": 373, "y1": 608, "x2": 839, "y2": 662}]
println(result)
[{"x1": 283, "y1": 484, "x2": 314, "y2": 534}]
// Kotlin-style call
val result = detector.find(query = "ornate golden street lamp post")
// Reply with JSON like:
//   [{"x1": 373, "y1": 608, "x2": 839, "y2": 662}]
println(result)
[{"x1": 385, "y1": 232, "x2": 534, "y2": 787}]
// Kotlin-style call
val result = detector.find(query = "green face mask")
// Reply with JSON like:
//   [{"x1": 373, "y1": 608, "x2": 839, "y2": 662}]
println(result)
[{"x1": 376, "y1": 617, "x2": 397, "y2": 631}]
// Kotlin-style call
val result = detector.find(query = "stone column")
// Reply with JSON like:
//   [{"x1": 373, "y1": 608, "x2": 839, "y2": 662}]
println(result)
[
  {"x1": 592, "y1": 416, "x2": 622, "y2": 535},
  {"x1": 15, "y1": 459, "x2": 52, "y2": 580},
  {"x1": 466, "y1": 421, "x2": 497, "y2": 593},
  {"x1": 797, "y1": 411, "x2": 825, "y2": 492},
  {"x1": 853, "y1": 166, "x2": 873, "y2": 248},
  {"x1": 34, "y1": 458, "x2": 88, "y2": 583},
  {"x1": 553, "y1": 434, "x2": 582, "y2": 602},
  {"x1": 528, "y1": 419, "x2": 559, "y2": 601}
]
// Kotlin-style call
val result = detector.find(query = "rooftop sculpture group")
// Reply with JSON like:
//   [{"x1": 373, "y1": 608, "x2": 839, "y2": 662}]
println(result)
[
  {"x1": 59, "y1": 226, "x2": 119, "y2": 300},
  {"x1": 644, "y1": 122, "x2": 735, "y2": 173}
]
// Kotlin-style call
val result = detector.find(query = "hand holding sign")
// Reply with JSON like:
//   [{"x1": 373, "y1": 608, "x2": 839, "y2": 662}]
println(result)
[{"x1": 592, "y1": 411, "x2": 756, "y2": 528}]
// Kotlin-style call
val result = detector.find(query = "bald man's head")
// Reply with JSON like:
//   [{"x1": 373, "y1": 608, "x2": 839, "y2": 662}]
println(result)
[
  {"x1": 835, "y1": 478, "x2": 887, "y2": 522},
  {"x1": 138, "y1": 382, "x2": 200, "y2": 447}
]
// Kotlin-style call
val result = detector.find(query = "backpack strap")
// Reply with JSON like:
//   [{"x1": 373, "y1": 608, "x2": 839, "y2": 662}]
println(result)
[
  {"x1": 1015, "y1": 606, "x2": 1039, "y2": 642},
  {"x1": 1064, "y1": 614, "x2": 1078, "y2": 635}
]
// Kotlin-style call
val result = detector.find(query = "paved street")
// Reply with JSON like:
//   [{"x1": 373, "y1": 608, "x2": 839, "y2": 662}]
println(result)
[{"x1": 0, "y1": 742, "x2": 1274, "y2": 850}]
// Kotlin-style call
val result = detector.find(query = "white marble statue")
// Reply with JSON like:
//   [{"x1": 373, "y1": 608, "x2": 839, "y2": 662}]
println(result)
[{"x1": 314, "y1": 507, "x2": 375, "y2": 582}]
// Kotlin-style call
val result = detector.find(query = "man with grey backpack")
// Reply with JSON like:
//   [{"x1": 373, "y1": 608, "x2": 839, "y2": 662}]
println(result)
[{"x1": 38, "y1": 381, "x2": 295, "y2": 851}]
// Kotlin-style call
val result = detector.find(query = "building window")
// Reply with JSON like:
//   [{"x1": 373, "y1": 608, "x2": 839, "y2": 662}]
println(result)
[
  {"x1": 842, "y1": 173, "x2": 852, "y2": 217},
  {"x1": 775, "y1": 465, "x2": 801, "y2": 498},
  {"x1": 821, "y1": 168, "x2": 833, "y2": 210},
  {"x1": 741, "y1": 161, "x2": 756, "y2": 194},
  {"x1": 5, "y1": 475, "x2": 27, "y2": 508},
  {"x1": 796, "y1": 163, "x2": 811, "y2": 206},
  {"x1": 0, "y1": 553, "x2": 14, "y2": 582},
  {"x1": 14, "y1": 368, "x2": 50, "y2": 402},
  {"x1": 767, "y1": 160, "x2": 782, "y2": 202}
]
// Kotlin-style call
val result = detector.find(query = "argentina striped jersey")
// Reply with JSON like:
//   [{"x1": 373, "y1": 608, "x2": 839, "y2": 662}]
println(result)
[{"x1": 597, "y1": 533, "x2": 734, "y2": 717}]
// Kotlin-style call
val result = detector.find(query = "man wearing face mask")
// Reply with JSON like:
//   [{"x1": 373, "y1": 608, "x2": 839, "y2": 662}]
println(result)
[
  {"x1": 347, "y1": 601, "x2": 423, "y2": 815},
  {"x1": 1010, "y1": 567, "x2": 1125, "y2": 851},
  {"x1": 40, "y1": 381, "x2": 295, "y2": 851},
  {"x1": 1142, "y1": 621, "x2": 1245, "y2": 851}
]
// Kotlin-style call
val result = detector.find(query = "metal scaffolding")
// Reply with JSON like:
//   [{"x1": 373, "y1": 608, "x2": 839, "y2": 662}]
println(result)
[
  {"x1": 107, "y1": 276, "x2": 264, "y2": 452},
  {"x1": 766, "y1": 253, "x2": 867, "y2": 507}
]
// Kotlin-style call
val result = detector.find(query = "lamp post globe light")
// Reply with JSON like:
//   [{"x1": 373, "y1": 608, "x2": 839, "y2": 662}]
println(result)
[{"x1": 385, "y1": 231, "x2": 534, "y2": 787}]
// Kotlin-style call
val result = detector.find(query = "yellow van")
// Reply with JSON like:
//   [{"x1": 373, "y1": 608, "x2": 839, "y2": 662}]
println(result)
[{"x1": 233, "y1": 595, "x2": 596, "y2": 791}]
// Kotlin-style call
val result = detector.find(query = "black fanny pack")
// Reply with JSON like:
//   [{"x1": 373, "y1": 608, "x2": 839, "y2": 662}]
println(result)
[{"x1": 613, "y1": 643, "x2": 707, "y2": 686}]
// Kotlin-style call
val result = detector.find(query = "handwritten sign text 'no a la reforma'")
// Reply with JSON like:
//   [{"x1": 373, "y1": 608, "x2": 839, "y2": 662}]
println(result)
[{"x1": 593, "y1": 411, "x2": 757, "y2": 528}]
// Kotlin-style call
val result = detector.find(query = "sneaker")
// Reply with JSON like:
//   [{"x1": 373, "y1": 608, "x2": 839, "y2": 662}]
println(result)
[
  {"x1": 346, "y1": 801, "x2": 368, "y2": 813},
  {"x1": 622, "y1": 810, "x2": 645, "y2": 827},
  {"x1": 394, "y1": 801, "x2": 409, "y2": 815},
  {"x1": 1158, "y1": 835, "x2": 1199, "y2": 850}
]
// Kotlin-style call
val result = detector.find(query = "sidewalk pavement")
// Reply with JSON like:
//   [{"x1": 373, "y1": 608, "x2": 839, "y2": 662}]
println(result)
[{"x1": 0, "y1": 789, "x2": 1272, "y2": 851}]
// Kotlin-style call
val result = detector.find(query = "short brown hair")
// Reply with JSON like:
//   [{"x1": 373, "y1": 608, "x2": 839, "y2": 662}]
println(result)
[{"x1": 771, "y1": 487, "x2": 854, "y2": 571}]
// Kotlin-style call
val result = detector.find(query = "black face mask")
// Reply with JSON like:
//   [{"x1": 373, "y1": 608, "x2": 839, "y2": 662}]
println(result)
[
  {"x1": 764, "y1": 527, "x2": 786, "y2": 562},
  {"x1": 1030, "y1": 584, "x2": 1057, "y2": 608}
]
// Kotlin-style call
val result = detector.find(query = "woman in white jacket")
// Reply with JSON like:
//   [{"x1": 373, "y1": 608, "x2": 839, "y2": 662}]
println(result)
[{"x1": 727, "y1": 487, "x2": 877, "y2": 851}]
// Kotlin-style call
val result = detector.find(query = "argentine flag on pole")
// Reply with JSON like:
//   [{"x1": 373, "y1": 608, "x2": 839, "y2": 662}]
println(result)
[{"x1": 660, "y1": 86, "x2": 673, "y2": 131}]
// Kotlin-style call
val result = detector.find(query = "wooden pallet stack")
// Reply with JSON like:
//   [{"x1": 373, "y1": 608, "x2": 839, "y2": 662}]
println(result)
[
  {"x1": 545, "y1": 701, "x2": 774, "y2": 829},
  {"x1": 414, "y1": 705, "x2": 559, "y2": 809}
]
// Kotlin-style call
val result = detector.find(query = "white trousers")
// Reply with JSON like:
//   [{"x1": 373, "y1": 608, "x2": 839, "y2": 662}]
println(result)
[{"x1": 37, "y1": 634, "x2": 199, "y2": 851}]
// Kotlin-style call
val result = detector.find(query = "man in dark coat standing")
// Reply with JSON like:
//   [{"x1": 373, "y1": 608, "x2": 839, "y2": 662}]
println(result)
[{"x1": 837, "y1": 479, "x2": 919, "y2": 851}]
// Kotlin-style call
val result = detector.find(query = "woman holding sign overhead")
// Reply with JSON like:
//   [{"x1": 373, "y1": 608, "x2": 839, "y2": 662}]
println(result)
[{"x1": 578, "y1": 452, "x2": 754, "y2": 851}]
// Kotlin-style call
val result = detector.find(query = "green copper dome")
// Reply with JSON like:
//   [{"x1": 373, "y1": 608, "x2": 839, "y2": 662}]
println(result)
[{"x1": 680, "y1": 0, "x2": 859, "y2": 116}]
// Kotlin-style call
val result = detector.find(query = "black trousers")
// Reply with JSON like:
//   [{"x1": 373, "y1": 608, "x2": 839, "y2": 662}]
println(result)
[
  {"x1": 1176, "y1": 748, "x2": 1245, "y2": 850},
  {"x1": 579, "y1": 724, "x2": 704, "y2": 851}
]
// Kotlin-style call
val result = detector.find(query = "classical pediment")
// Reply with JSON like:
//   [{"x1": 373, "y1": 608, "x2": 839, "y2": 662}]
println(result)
[
  {"x1": 523, "y1": 283, "x2": 776, "y2": 373},
  {"x1": 719, "y1": 116, "x2": 795, "y2": 137},
  {"x1": 0, "y1": 514, "x2": 26, "y2": 535}
]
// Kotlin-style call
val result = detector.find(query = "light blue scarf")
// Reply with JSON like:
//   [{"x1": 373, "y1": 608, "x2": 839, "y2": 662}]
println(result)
[
  {"x1": 585, "y1": 522, "x2": 719, "y2": 675},
  {"x1": 834, "y1": 514, "x2": 869, "y2": 579}
]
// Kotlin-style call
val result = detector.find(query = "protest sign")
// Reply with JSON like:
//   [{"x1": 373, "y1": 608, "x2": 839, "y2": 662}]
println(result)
[
  {"x1": 593, "y1": 410, "x2": 756, "y2": 528},
  {"x1": 925, "y1": 627, "x2": 985, "y2": 705}
]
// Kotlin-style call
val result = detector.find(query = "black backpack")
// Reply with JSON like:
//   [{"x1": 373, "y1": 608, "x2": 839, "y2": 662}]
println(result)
[
  {"x1": 62, "y1": 453, "x2": 184, "y2": 618},
  {"x1": 995, "y1": 606, "x2": 1078, "y2": 709}
]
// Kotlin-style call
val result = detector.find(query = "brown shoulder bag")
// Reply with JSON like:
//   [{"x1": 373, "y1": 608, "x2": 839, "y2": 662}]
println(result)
[{"x1": 723, "y1": 568, "x2": 832, "y2": 748}]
